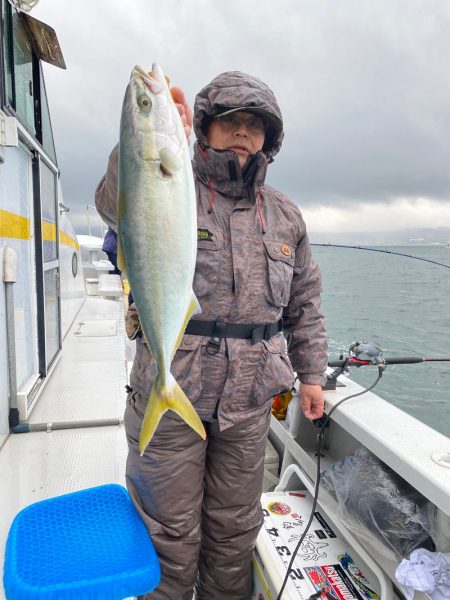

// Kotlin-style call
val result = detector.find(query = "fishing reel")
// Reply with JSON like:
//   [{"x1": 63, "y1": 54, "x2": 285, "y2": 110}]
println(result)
[
  {"x1": 324, "y1": 340, "x2": 386, "y2": 392},
  {"x1": 349, "y1": 340, "x2": 385, "y2": 365}
]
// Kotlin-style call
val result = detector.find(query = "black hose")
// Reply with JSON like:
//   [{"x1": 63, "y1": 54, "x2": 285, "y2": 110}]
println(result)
[{"x1": 11, "y1": 418, "x2": 123, "y2": 433}]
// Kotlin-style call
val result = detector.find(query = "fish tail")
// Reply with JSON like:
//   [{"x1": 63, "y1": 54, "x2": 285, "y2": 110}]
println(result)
[
  {"x1": 139, "y1": 375, "x2": 206, "y2": 455},
  {"x1": 139, "y1": 377, "x2": 168, "y2": 455},
  {"x1": 166, "y1": 376, "x2": 206, "y2": 441}
]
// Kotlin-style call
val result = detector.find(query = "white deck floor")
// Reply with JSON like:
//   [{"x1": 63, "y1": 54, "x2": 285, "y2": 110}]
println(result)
[{"x1": 0, "y1": 296, "x2": 130, "y2": 597}]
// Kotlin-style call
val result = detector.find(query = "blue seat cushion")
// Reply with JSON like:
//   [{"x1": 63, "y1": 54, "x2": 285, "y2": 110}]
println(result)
[{"x1": 3, "y1": 484, "x2": 160, "y2": 600}]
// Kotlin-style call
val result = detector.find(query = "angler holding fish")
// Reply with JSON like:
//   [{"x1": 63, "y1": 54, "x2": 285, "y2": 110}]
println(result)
[{"x1": 96, "y1": 65, "x2": 327, "y2": 600}]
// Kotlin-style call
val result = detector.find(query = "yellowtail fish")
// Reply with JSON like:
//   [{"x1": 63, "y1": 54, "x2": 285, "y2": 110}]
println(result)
[{"x1": 118, "y1": 63, "x2": 206, "y2": 454}]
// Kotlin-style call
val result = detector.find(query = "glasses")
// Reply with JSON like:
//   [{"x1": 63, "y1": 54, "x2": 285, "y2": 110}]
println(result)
[{"x1": 215, "y1": 113, "x2": 266, "y2": 135}]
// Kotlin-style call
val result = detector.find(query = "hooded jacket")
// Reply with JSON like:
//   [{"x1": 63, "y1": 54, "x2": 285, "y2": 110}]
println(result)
[{"x1": 95, "y1": 70, "x2": 327, "y2": 429}]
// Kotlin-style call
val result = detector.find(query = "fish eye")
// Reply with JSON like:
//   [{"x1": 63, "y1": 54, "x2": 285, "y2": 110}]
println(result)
[{"x1": 137, "y1": 94, "x2": 152, "y2": 111}]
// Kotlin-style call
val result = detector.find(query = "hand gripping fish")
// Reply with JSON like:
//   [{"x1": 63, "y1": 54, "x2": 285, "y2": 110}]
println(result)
[{"x1": 117, "y1": 64, "x2": 206, "y2": 454}]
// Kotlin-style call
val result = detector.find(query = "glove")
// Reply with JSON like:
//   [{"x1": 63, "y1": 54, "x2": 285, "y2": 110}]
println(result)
[{"x1": 125, "y1": 303, "x2": 142, "y2": 340}]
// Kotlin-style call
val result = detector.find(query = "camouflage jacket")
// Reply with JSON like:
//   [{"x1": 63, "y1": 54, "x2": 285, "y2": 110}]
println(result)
[{"x1": 95, "y1": 71, "x2": 327, "y2": 429}]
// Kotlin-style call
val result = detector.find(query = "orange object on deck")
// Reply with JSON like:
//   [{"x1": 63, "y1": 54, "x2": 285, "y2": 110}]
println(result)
[{"x1": 271, "y1": 390, "x2": 293, "y2": 420}]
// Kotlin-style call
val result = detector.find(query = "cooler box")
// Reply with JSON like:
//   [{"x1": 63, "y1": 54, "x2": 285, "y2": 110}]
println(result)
[{"x1": 252, "y1": 490, "x2": 381, "y2": 600}]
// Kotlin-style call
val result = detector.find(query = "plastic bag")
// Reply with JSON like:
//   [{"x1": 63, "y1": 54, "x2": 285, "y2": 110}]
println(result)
[
  {"x1": 320, "y1": 447, "x2": 434, "y2": 559},
  {"x1": 424, "y1": 504, "x2": 450, "y2": 553}
]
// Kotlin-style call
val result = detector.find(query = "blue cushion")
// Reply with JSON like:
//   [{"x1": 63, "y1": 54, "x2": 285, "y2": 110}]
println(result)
[{"x1": 3, "y1": 484, "x2": 160, "y2": 600}]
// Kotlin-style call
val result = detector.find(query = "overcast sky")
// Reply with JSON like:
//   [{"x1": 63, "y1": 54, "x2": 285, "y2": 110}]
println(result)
[{"x1": 32, "y1": 0, "x2": 450, "y2": 236}]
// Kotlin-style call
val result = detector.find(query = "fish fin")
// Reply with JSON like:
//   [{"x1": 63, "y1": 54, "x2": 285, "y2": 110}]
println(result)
[
  {"x1": 117, "y1": 230, "x2": 126, "y2": 274},
  {"x1": 139, "y1": 377, "x2": 206, "y2": 454},
  {"x1": 139, "y1": 379, "x2": 169, "y2": 455},
  {"x1": 166, "y1": 377, "x2": 206, "y2": 440},
  {"x1": 159, "y1": 147, "x2": 181, "y2": 174},
  {"x1": 171, "y1": 294, "x2": 202, "y2": 360},
  {"x1": 192, "y1": 294, "x2": 202, "y2": 316}
]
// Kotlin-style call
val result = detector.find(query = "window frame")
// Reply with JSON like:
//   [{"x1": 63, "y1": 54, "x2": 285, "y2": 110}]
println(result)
[{"x1": 1, "y1": 1, "x2": 57, "y2": 165}]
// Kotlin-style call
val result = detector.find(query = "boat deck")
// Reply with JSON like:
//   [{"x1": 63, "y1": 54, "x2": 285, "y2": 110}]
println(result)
[
  {"x1": 0, "y1": 296, "x2": 130, "y2": 596},
  {"x1": 0, "y1": 293, "x2": 448, "y2": 599}
]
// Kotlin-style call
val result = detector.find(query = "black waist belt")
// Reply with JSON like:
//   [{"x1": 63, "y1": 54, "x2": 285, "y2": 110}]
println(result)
[{"x1": 185, "y1": 319, "x2": 283, "y2": 346}]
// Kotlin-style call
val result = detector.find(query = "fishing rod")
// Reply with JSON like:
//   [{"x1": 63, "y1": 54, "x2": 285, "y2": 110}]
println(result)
[
  {"x1": 329, "y1": 356, "x2": 450, "y2": 367},
  {"x1": 328, "y1": 340, "x2": 450, "y2": 368},
  {"x1": 311, "y1": 243, "x2": 450, "y2": 270}
]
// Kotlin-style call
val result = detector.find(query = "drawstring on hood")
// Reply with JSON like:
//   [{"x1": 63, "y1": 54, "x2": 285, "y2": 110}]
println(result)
[
  {"x1": 206, "y1": 179, "x2": 216, "y2": 214},
  {"x1": 196, "y1": 144, "x2": 266, "y2": 235},
  {"x1": 257, "y1": 188, "x2": 266, "y2": 234}
]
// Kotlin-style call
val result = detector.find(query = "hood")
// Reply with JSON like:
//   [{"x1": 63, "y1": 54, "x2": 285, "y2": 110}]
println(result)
[{"x1": 193, "y1": 71, "x2": 284, "y2": 159}]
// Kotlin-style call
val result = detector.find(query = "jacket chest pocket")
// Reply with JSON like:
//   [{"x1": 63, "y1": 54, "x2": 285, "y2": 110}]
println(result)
[
  {"x1": 193, "y1": 228, "x2": 222, "y2": 297},
  {"x1": 263, "y1": 239, "x2": 295, "y2": 307}
]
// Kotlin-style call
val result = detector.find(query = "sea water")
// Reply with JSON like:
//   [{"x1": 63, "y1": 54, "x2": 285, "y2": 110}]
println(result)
[{"x1": 311, "y1": 245, "x2": 450, "y2": 437}]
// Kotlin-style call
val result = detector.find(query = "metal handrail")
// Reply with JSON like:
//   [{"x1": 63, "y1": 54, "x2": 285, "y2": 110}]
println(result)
[{"x1": 86, "y1": 205, "x2": 106, "y2": 239}]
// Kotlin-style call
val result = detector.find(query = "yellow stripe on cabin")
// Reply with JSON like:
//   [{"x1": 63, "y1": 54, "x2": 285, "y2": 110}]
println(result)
[
  {"x1": 42, "y1": 220, "x2": 57, "y2": 242},
  {"x1": 43, "y1": 221, "x2": 80, "y2": 250},
  {"x1": 0, "y1": 209, "x2": 80, "y2": 250},
  {"x1": 59, "y1": 230, "x2": 80, "y2": 250},
  {"x1": 0, "y1": 209, "x2": 30, "y2": 240}
]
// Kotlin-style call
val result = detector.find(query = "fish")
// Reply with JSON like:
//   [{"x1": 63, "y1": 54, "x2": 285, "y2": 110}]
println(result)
[{"x1": 117, "y1": 63, "x2": 206, "y2": 454}]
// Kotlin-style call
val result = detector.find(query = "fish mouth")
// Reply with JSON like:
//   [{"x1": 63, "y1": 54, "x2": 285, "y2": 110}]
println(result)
[{"x1": 132, "y1": 64, "x2": 163, "y2": 95}]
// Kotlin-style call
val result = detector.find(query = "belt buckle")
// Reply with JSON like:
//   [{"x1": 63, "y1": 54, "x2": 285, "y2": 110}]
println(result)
[
  {"x1": 207, "y1": 321, "x2": 226, "y2": 354},
  {"x1": 207, "y1": 335, "x2": 221, "y2": 355}
]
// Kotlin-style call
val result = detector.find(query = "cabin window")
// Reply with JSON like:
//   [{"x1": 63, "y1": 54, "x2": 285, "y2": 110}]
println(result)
[
  {"x1": 1, "y1": 2, "x2": 57, "y2": 164},
  {"x1": 40, "y1": 159, "x2": 61, "y2": 367},
  {"x1": 11, "y1": 9, "x2": 36, "y2": 136},
  {"x1": 39, "y1": 69, "x2": 56, "y2": 163},
  {"x1": 2, "y1": 0, "x2": 14, "y2": 106},
  {"x1": 41, "y1": 160, "x2": 58, "y2": 262},
  {"x1": 43, "y1": 267, "x2": 60, "y2": 364}
]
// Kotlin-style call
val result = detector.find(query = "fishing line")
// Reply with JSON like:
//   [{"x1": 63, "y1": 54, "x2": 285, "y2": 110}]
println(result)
[
  {"x1": 311, "y1": 243, "x2": 450, "y2": 270},
  {"x1": 275, "y1": 365, "x2": 385, "y2": 600}
]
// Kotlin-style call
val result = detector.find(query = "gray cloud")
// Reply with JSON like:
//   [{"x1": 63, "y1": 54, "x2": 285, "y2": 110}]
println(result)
[{"x1": 34, "y1": 0, "x2": 450, "y2": 232}]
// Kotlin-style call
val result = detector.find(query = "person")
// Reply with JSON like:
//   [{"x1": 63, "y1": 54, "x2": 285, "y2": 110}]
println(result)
[
  {"x1": 95, "y1": 70, "x2": 328, "y2": 600},
  {"x1": 101, "y1": 225, "x2": 121, "y2": 275}
]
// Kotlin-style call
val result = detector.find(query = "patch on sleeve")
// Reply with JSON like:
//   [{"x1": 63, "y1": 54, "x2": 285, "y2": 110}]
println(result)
[{"x1": 197, "y1": 228, "x2": 214, "y2": 242}]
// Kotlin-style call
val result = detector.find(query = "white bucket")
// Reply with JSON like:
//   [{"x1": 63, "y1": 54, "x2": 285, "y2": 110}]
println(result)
[{"x1": 85, "y1": 278, "x2": 99, "y2": 296}]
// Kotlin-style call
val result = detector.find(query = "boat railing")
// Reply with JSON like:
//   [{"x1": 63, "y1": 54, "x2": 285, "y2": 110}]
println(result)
[{"x1": 86, "y1": 205, "x2": 106, "y2": 240}]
